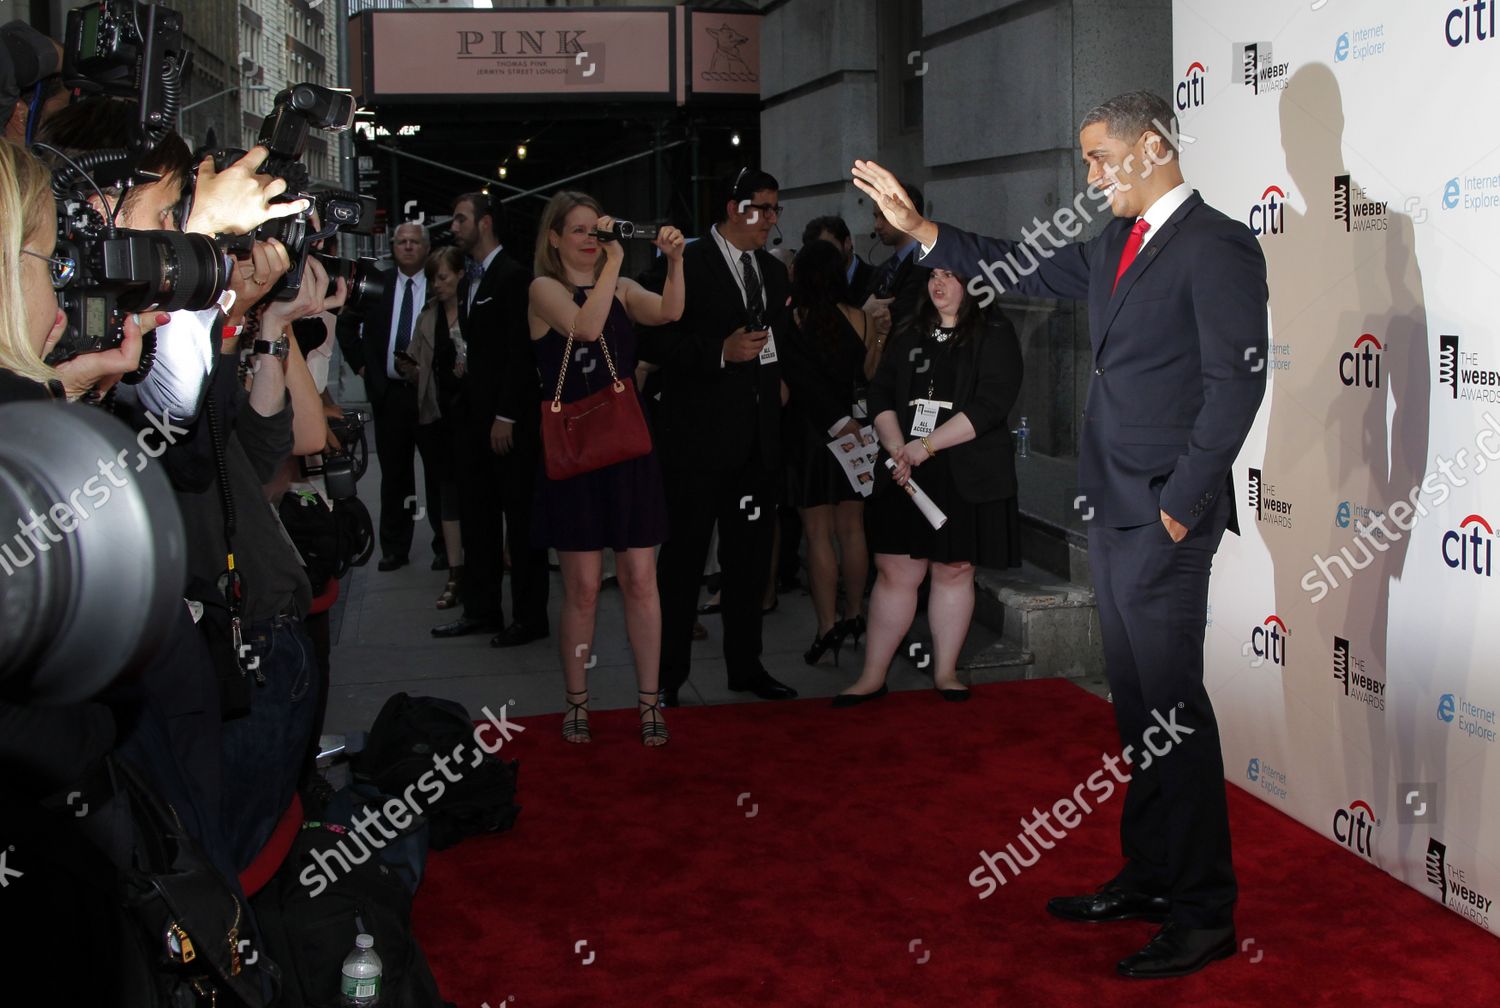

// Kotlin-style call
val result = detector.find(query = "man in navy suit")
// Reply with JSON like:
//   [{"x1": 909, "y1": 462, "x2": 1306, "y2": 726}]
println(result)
[{"x1": 854, "y1": 90, "x2": 1267, "y2": 979}]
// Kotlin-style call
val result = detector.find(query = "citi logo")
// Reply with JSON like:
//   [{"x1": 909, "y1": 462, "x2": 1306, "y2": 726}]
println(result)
[
  {"x1": 1333, "y1": 799, "x2": 1377, "y2": 859},
  {"x1": 1339, "y1": 333, "x2": 1383, "y2": 388},
  {"x1": 1248, "y1": 185, "x2": 1287, "y2": 236},
  {"x1": 1441, "y1": 513, "x2": 1494, "y2": 576},
  {"x1": 1446, "y1": 1, "x2": 1496, "y2": 46},
  {"x1": 1251, "y1": 614, "x2": 1288, "y2": 667},
  {"x1": 1176, "y1": 61, "x2": 1207, "y2": 111}
]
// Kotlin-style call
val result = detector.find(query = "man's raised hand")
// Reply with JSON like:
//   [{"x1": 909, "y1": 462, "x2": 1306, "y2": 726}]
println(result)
[{"x1": 850, "y1": 160, "x2": 937, "y2": 247}]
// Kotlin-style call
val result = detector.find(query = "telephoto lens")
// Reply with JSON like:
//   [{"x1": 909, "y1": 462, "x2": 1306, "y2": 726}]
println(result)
[{"x1": 0, "y1": 402, "x2": 185, "y2": 705}]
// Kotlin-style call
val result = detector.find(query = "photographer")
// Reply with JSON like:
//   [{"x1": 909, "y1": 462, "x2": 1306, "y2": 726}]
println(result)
[{"x1": 37, "y1": 97, "x2": 312, "y2": 417}]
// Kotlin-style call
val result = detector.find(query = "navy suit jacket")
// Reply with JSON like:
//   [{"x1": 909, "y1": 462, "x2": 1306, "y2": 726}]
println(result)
[{"x1": 921, "y1": 191, "x2": 1267, "y2": 532}]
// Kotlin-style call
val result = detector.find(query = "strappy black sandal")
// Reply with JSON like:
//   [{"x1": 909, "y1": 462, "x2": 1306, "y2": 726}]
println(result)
[
  {"x1": 563, "y1": 689, "x2": 591, "y2": 744},
  {"x1": 638, "y1": 690, "x2": 669, "y2": 748}
]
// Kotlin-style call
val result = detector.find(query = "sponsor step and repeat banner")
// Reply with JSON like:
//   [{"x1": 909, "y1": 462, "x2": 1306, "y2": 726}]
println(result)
[{"x1": 1177, "y1": 1, "x2": 1498, "y2": 935}]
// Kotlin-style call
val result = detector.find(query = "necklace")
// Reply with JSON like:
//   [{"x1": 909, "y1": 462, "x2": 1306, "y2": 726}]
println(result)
[{"x1": 931, "y1": 325, "x2": 954, "y2": 344}]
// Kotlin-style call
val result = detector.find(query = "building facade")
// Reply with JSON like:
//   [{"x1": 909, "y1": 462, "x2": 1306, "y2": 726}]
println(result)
[{"x1": 760, "y1": 0, "x2": 1171, "y2": 574}]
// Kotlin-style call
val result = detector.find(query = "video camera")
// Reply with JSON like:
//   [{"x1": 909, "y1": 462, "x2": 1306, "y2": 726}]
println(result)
[
  {"x1": 591, "y1": 220, "x2": 659, "y2": 242},
  {"x1": 206, "y1": 83, "x2": 380, "y2": 309},
  {"x1": 41, "y1": 1, "x2": 233, "y2": 374}
]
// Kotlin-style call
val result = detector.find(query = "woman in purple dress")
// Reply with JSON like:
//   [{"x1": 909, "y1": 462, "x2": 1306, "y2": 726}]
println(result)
[{"x1": 529, "y1": 191, "x2": 685, "y2": 746}]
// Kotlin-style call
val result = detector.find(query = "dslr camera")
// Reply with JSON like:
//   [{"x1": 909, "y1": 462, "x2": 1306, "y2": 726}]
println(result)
[
  {"x1": 206, "y1": 82, "x2": 381, "y2": 310},
  {"x1": 43, "y1": 0, "x2": 235, "y2": 373}
]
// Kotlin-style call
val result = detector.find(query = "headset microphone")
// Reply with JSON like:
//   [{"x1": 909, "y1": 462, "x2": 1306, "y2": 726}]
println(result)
[{"x1": 772, "y1": 222, "x2": 784, "y2": 246}]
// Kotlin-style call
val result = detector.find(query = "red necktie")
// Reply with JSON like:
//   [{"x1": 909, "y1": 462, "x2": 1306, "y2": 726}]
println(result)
[{"x1": 1112, "y1": 218, "x2": 1151, "y2": 292}]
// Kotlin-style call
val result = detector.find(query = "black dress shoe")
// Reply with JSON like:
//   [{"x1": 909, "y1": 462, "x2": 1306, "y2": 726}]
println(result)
[
  {"x1": 696, "y1": 601, "x2": 721, "y2": 615},
  {"x1": 490, "y1": 622, "x2": 549, "y2": 648},
  {"x1": 831, "y1": 683, "x2": 888, "y2": 708},
  {"x1": 937, "y1": 686, "x2": 971, "y2": 702},
  {"x1": 660, "y1": 688, "x2": 681, "y2": 708},
  {"x1": 430, "y1": 616, "x2": 495, "y2": 638},
  {"x1": 729, "y1": 674, "x2": 797, "y2": 700},
  {"x1": 1117, "y1": 921, "x2": 1236, "y2": 979},
  {"x1": 377, "y1": 555, "x2": 408, "y2": 572},
  {"x1": 1046, "y1": 886, "x2": 1171, "y2": 924}
]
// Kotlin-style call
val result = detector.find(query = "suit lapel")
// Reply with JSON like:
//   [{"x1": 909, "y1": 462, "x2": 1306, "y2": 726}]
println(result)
[{"x1": 1096, "y1": 193, "x2": 1200, "y2": 355}]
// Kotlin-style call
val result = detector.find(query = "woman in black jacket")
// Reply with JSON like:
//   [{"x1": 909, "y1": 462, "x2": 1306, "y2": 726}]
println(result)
[{"x1": 834, "y1": 267, "x2": 1023, "y2": 705}]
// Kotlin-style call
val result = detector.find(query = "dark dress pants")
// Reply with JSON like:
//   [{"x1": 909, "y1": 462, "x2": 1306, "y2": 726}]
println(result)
[
  {"x1": 499, "y1": 434, "x2": 549, "y2": 632},
  {"x1": 657, "y1": 460, "x2": 776, "y2": 695},
  {"x1": 1088, "y1": 493, "x2": 1236, "y2": 929},
  {"x1": 373, "y1": 381, "x2": 420, "y2": 560},
  {"x1": 458, "y1": 418, "x2": 504, "y2": 625}
]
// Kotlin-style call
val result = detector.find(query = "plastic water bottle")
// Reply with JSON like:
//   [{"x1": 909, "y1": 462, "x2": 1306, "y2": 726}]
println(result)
[
  {"x1": 1016, "y1": 416, "x2": 1031, "y2": 459},
  {"x1": 340, "y1": 934, "x2": 382, "y2": 1006}
]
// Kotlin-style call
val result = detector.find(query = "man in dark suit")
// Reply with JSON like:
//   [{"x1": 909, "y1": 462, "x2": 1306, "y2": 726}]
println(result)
[
  {"x1": 355, "y1": 221, "x2": 439, "y2": 571},
  {"x1": 431, "y1": 191, "x2": 550, "y2": 646},
  {"x1": 802, "y1": 214, "x2": 875, "y2": 307},
  {"x1": 854, "y1": 90, "x2": 1268, "y2": 980},
  {"x1": 652, "y1": 169, "x2": 799, "y2": 705},
  {"x1": 868, "y1": 180, "x2": 930, "y2": 335}
]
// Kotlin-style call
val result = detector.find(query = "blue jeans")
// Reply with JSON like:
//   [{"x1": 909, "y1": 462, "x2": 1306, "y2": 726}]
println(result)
[{"x1": 220, "y1": 614, "x2": 319, "y2": 872}]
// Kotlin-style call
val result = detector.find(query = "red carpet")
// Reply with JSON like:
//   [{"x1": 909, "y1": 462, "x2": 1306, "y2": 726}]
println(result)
[{"x1": 413, "y1": 681, "x2": 1497, "y2": 1007}]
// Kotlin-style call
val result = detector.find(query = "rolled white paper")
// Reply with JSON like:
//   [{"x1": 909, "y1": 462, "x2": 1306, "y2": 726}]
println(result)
[{"x1": 885, "y1": 458, "x2": 948, "y2": 529}]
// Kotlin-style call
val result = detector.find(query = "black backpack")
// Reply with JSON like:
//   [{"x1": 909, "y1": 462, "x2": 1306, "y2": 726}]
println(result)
[
  {"x1": 249, "y1": 823, "x2": 451, "y2": 1008},
  {"x1": 353, "y1": 693, "x2": 522, "y2": 850}
]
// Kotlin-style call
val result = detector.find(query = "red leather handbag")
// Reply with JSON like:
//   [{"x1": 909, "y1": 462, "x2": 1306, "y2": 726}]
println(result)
[{"x1": 539, "y1": 329, "x2": 652, "y2": 480}]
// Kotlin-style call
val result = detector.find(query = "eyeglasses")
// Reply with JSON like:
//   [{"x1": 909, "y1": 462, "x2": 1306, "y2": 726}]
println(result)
[
  {"x1": 731, "y1": 167, "x2": 782, "y2": 218},
  {"x1": 21, "y1": 249, "x2": 77, "y2": 289}
]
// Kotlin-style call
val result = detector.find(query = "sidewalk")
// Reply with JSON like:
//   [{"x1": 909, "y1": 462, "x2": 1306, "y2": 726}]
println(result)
[{"x1": 323, "y1": 444, "x2": 941, "y2": 734}]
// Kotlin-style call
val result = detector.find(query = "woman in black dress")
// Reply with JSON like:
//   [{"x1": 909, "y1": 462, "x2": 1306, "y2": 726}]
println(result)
[
  {"x1": 781, "y1": 240, "x2": 878, "y2": 667},
  {"x1": 834, "y1": 267, "x2": 1023, "y2": 705},
  {"x1": 528, "y1": 191, "x2": 686, "y2": 745}
]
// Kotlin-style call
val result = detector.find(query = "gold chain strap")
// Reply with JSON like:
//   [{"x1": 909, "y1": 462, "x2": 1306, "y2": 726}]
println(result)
[{"x1": 551, "y1": 324, "x2": 624, "y2": 413}]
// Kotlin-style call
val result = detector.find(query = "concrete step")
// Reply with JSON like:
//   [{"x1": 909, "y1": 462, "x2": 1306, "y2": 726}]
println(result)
[
  {"x1": 972, "y1": 563, "x2": 1104, "y2": 681},
  {"x1": 898, "y1": 617, "x2": 1036, "y2": 687}
]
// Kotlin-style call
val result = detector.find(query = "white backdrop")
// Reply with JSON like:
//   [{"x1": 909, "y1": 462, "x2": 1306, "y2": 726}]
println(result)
[{"x1": 1176, "y1": 0, "x2": 1498, "y2": 935}]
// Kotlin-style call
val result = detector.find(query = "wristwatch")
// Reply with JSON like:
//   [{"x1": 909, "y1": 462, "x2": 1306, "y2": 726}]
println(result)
[{"x1": 252, "y1": 334, "x2": 289, "y2": 360}]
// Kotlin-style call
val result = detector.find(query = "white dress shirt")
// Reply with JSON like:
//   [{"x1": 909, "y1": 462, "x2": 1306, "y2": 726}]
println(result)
[
  {"x1": 387, "y1": 268, "x2": 427, "y2": 381},
  {"x1": 1136, "y1": 181, "x2": 1193, "y2": 250}
]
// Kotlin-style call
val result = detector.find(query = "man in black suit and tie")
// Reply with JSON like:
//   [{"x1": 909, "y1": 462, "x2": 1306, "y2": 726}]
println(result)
[
  {"x1": 855, "y1": 90, "x2": 1267, "y2": 980},
  {"x1": 358, "y1": 221, "x2": 438, "y2": 571},
  {"x1": 653, "y1": 169, "x2": 798, "y2": 705},
  {"x1": 802, "y1": 214, "x2": 875, "y2": 307},
  {"x1": 431, "y1": 191, "x2": 550, "y2": 646},
  {"x1": 868, "y1": 179, "x2": 929, "y2": 335}
]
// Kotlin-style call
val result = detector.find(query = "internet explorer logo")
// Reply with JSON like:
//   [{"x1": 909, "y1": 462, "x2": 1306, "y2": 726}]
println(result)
[
  {"x1": 1247, "y1": 758, "x2": 1261, "y2": 781},
  {"x1": 1438, "y1": 693, "x2": 1456, "y2": 723},
  {"x1": 1443, "y1": 178, "x2": 1461, "y2": 210},
  {"x1": 1335, "y1": 33, "x2": 1350, "y2": 62}
]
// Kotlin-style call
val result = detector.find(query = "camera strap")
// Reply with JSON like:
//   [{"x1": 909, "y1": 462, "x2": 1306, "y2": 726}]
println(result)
[{"x1": 204, "y1": 395, "x2": 260, "y2": 685}]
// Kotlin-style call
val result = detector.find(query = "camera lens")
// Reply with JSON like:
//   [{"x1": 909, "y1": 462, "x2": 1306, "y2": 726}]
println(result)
[{"x1": 111, "y1": 230, "x2": 232, "y2": 314}]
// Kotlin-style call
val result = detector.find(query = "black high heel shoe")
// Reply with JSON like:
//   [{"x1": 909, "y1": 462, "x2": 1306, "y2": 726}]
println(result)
[
  {"x1": 839, "y1": 614, "x2": 866, "y2": 648},
  {"x1": 803, "y1": 624, "x2": 848, "y2": 666}
]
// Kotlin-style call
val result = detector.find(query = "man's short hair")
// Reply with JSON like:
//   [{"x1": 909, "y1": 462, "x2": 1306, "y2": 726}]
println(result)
[
  {"x1": 721, "y1": 167, "x2": 779, "y2": 221},
  {"x1": 393, "y1": 220, "x2": 430, "y2": 245},
  {"x1": 802, "y1": 214, "x2": 851, "y2": 246},
  {"x1": 455, "y1": 190, "x2": 500, "y2": 232},
  {"x1": 1080, "y1": 90, "x2": 1178, "y2": 153},
  {"x1": 898, "y1": 181, "x2": 925, "y2": 216}
]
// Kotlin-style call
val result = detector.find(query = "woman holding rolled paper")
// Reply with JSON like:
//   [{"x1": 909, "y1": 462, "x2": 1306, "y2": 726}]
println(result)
[{"x1": 833, "y1": 267, "x2": 1023, "y2": 707}]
